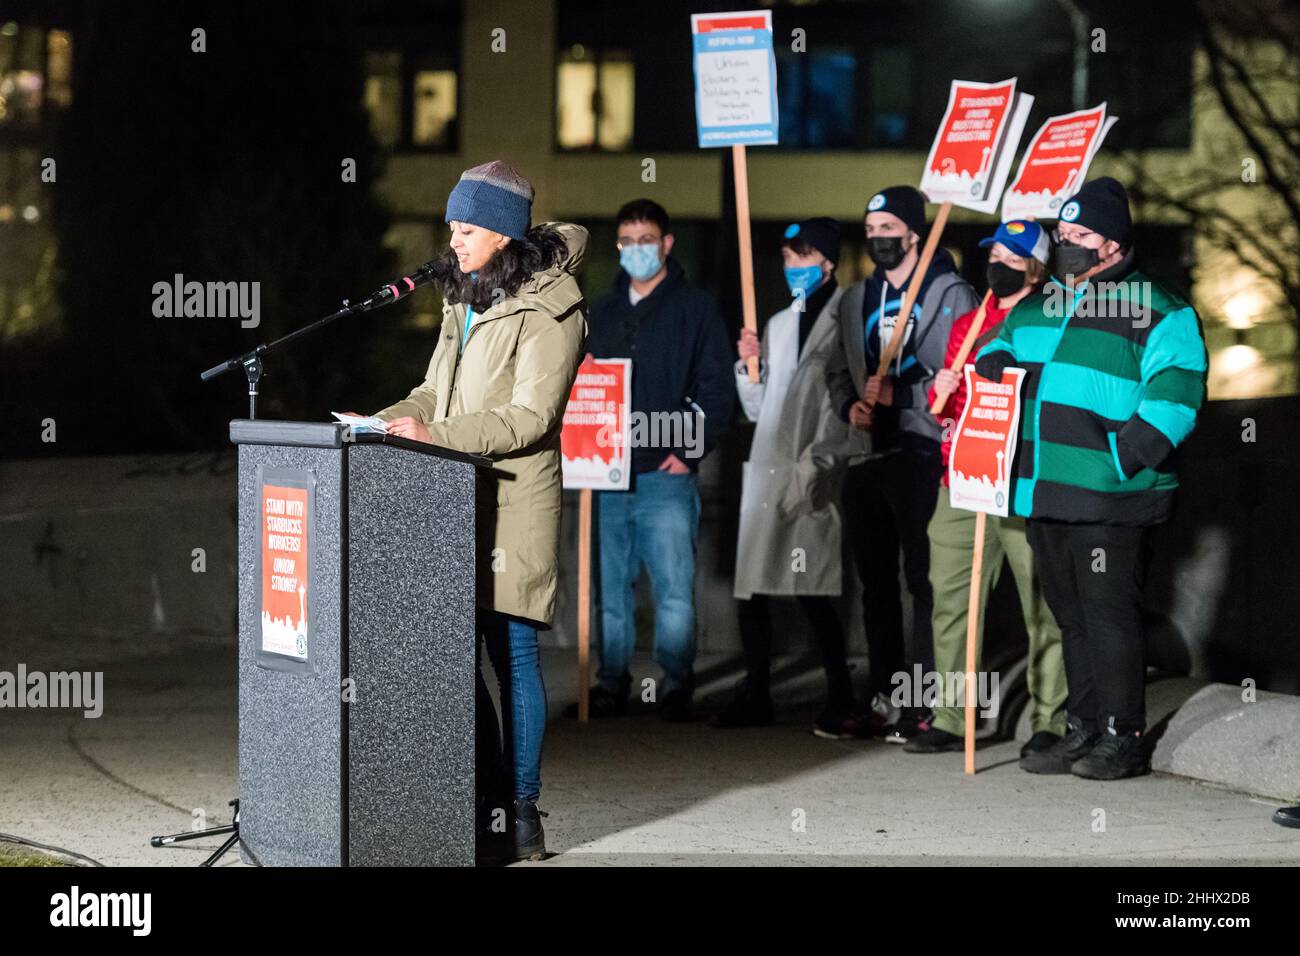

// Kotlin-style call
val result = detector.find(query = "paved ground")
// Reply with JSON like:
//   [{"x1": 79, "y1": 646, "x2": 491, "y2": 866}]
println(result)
[{"x1": 1, "y1": 645, "x2": 1296, "y2": 867}]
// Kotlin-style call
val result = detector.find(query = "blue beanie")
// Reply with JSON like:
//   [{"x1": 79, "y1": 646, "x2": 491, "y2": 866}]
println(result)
[{"x1": 445, "y1": 160, "x2": 533, "y2": 240}]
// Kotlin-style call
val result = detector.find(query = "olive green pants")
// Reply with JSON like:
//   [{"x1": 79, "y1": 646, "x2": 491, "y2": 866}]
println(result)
[{"x1": 926, "y1": 490, "x2": 1068, "y2": 738}]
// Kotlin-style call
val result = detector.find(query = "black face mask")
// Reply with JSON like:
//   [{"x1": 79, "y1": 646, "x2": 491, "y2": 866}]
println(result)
[
  {"x1": 867, "y1": 236, "x2": 908, "y2": 271},
  {"x1": 986, "y1": 261, "x2": 1027, "y2": 299},
  {"x1": 1052, "y1": 239, "x2": 1100, "y2": 282}
]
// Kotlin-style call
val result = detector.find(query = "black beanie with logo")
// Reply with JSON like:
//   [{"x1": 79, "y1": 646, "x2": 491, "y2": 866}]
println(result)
[{"x1": 1058, "y1": 176, "x2": 1133, "y2": 248}]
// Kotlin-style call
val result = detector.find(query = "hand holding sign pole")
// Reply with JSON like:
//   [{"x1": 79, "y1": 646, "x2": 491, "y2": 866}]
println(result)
[
  {"x1": 691, "y1": 10, "x2": 779, "y2": 384},
  {"x1": 929, "y1": 289, "x2": 993, "y2": 415}
]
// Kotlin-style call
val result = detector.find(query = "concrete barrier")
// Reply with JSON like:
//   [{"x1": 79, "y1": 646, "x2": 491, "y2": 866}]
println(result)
[{"x1": 1152, "y1": 683, "x2": 1300, "y2": 801}]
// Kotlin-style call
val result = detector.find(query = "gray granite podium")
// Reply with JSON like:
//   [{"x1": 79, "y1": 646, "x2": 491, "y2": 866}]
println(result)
[{"x1": 229, "y1": 419, "x2": 488, "y2": 866}]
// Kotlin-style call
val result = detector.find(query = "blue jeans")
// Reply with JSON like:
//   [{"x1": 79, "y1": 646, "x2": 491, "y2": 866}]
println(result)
[
  {"x1": 476, "y1": 611, "x2": 545, "y2": 803},
  {"x1": 596, "y1": 471, "x2": 701, "y2": 697}
]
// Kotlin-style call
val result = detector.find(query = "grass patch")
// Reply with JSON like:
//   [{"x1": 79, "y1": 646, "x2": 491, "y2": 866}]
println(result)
[{"x1": 0, "y1": 841, "x2": 78, "y2": 867}]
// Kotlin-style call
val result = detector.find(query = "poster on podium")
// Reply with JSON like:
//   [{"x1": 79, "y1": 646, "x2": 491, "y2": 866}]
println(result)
[{"x1": 256, "y1": 466, "x2": 317, "y2": 673}]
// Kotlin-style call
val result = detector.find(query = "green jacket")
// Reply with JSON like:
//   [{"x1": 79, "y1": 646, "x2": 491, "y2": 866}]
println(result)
[
  {"x1": 975, "y1": 256, "x2": 1207, "y2": 526},
  {"x1": 376, "y1": 223, "x2": 589, "y2": 625}
]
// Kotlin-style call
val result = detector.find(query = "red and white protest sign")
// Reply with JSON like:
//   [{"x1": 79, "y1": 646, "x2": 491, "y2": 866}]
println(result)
[
  {"x1": 948, "y1": 365, "x2": 1026, "y2": 517},
  {"x1": 561, "y1": 357, "x2": 631, "y2": 491},
  {"x1": 919, "y1": 78, "x2": 1033, "y2": 214},
  {"x1": 1001, "y1": 103, "x2": 1117, "y2": 221}
]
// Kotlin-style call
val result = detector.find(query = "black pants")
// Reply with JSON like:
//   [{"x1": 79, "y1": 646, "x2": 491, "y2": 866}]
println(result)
[
  {"x1": 842, "y1": 449, "x2": 943, "y2": 699},
  {"x1": 1026, "y1": 519, "x2": 1152, "y2": 734},
  {"x1": 737, "y1": 594, "x2": 853, "y2": 710}
]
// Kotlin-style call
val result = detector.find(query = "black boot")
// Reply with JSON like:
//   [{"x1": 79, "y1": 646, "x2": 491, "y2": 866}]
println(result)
[
  {"x1": 1071, "y1": 730, "x2": 1149, "y2": 780},
  {"x1": 513, "y1": 798, "x2": 548, "y2": 861},
  {"x1": 1019, "y1": 730, "x2": 1062, "y2": 759},
  {"x1": 903, "y1": 726, "x2": 964, "y2": 753},
  {"x1": 711, "y1": 682, "x2": 773, "y2": 728},
  {"x1": 1020, "y1": 719, "x2": 1100, "y2": 774}
]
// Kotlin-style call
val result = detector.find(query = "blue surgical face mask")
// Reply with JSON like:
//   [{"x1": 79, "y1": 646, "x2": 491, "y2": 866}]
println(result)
[
  {"x1": 784, "y1": 265, "x2": 823, "y2": 298},
  {"x1": 620, "y1": 243, "x2": 663, "y2": 282}
]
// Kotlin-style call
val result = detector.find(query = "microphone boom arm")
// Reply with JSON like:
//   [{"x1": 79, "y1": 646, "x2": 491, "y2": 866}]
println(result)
[{"x1": 199, "y1": 261, "x2": 441, "y2": 419}]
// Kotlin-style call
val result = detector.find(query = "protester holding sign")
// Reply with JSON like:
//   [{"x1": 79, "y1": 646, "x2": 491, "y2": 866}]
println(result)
[
  {"x1": 824, "y1": 186, "x2": 980, "y2": 742},
  {"x1": 373, "y1": 161, "x2": 588, "y2": 861},
  {"x1": 570, "y1": 198, "x2": 736, "y2": 723},
  {"x1": 975, "y1": 177, "x2": 1208, "y2": 780},
  {"x1": 712, "y1": 218, "x2": 861, "y2": 737},
  {"x1": 902, "y1": 220, "x2": 1068, "y2": 761}
]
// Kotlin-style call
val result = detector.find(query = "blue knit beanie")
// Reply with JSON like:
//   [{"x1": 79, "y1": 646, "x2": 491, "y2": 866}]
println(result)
[{"x1": 445, "y1": 160, "x2": 533, "y2": 240}]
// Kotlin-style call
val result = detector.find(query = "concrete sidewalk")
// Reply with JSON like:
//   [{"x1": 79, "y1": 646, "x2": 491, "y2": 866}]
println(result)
[{"x1": 0, "y1": 645, "x2": 1296, "y2": 867}]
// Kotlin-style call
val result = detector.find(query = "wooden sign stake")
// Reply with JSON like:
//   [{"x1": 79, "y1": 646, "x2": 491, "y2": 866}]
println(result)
[
  {"x1": 577, "y1": 487, "x2": 592, "y2": 723},
  {"x1": 964, "y1": 509, "x2": 987, "y2": 775},
  {"x1": 733, "y1": 144, "x2": 760, "y2": 383}
]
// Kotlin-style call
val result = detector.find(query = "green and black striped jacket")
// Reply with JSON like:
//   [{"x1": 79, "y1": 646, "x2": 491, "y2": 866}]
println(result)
[{"x1": 975, "y1": 257, "x2": 1207, "y2": 526}]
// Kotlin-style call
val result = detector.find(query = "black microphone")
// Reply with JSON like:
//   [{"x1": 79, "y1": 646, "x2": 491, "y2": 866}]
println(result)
[{"x1": 357, "y1": 257, "x2": 452, "y2": 310}]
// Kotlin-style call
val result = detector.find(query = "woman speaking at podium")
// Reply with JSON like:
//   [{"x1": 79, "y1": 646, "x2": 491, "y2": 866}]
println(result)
[{"x1": 373, "y1": 160, "x2": 588, "y2": 861}]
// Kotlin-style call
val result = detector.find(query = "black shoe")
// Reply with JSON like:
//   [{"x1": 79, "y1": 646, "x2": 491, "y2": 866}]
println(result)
[
  {"x1": 812, "y1": 703, "x2": 865, "y2": 740},
  {"x1": 659, "y1": 687, "x2": 694, "y2": 722},
  {"x1": 884, "y1": 708, "x2": 932, "y2": 745},
  {"x1": 513, "y1": 798, "x2": 548, "y2": 861},
  {"x1": 1272, "y1": 805, "x2": 1300, "y2": 829},
  {"x1": 1020, "y1": 722, "x2": 1100, "y2": 774},
  {"x1": 844, "y1": 692, "x2": 901, "y2": 739},
  {"x1": 1071, "y1": 731, "x2": 1149, "y2": 780},
  {"x1": 1019, "y1": 730, "x2": 1062, "y2": 759},
  {"x1": 712, "y1": 687, "x2": 774, "y2": 728},
  {"x1": 562, "y1": 684, "x2": 627, "y2": 719},
  {"x1": 903, "y1": 727, "x2": 965, "y2": 753}
]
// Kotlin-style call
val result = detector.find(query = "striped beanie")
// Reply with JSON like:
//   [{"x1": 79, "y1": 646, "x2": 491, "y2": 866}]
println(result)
[{"x1": 445, "y1": 160, "x2": 533, "y2": 240}]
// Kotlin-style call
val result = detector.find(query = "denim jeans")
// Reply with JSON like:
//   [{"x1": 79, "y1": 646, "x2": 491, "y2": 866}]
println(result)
[
  {"x1": 596, "y1": 471, "x2": 701, "y2": 697},
  {"x1": 476, "y1": 610, "x2": 546, "y2": 804}
]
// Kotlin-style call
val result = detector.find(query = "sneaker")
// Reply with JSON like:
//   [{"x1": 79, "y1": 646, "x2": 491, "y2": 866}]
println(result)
[
  {"x1": 1272, "y1": 805, "x2": 1300, "y2": 830},
  {"x1": 1070, "y1": 730, "x2": 1149, "y2": 780},
  {"x1": 903, "y1": 726, "x2": 964, "y2": 753},
  {"x1": 1020, "y1": 722, "x2": 1101, "y2": 774},
  {"x1": 884, "y1": 708, "x2": 932, "y2": 745},
  {"x1": 712, "y1": 686, "x2": 774, "y2": 728},
  {"x1": 659, "y1": 687, "x2": 695, "y2": 723},
  {"x1": 842, "y1": 691, "x2": 901, "y2": 739},
  {"x1": 812, "y1": 703, "x2": 864, "y2": 740},
  {"x1": 1019, "y1": 730, "x2": 1062, "y2": 759},
  {"x1": 512, "y1": 798, "x2": 548, "y2": 862},
  {"x1": 562, "y1": 684, "x2": 627, "y2": 719}
]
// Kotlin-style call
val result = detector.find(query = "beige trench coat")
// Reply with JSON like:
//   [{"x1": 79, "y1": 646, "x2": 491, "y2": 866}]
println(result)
[{"x1": 734, "y1": 287, "x2": 859, "y2": 599}]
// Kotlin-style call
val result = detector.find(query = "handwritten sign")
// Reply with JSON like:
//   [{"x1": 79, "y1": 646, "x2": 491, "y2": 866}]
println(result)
[
  {"x1": 948, "y1": 366, "x2": 1025, "y2": 516},
  {"x1": 690, "y1": 10, "x2": 779, "y2": 147},
  {"x1": 561, "y1": 357, "x2": 631, "y2": 491},
  {"x1": 1001, "y1": 103, "x2": 1117, "y2": 220},
  {"x1": 920, "y1": 78, "x2": 1033, "y2": 214}
]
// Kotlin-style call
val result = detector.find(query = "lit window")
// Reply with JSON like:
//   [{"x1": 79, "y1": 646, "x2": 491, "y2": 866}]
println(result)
[
  {"x1": 556, "y1": 46, "x2": 633, "y2": 151},
  {"x1": 46, "y1": 29, "x2": 71, "y2": 107},
  {"x1": 411, "y1": 69, "x2": 456, "y2": 148},
  {"x1": 363, "y1": 51, "x2": 402, "y2": 148}
]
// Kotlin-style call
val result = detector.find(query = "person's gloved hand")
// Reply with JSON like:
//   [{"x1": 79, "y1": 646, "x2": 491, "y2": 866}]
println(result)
[{"x1": 974, "y1": 350, "x2": 1015, "y2": 382}]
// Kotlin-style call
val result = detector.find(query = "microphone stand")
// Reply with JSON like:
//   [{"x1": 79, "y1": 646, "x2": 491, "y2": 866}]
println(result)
[{"x1": 199, "y1": 265, "x2": 435, "y2": 418}]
